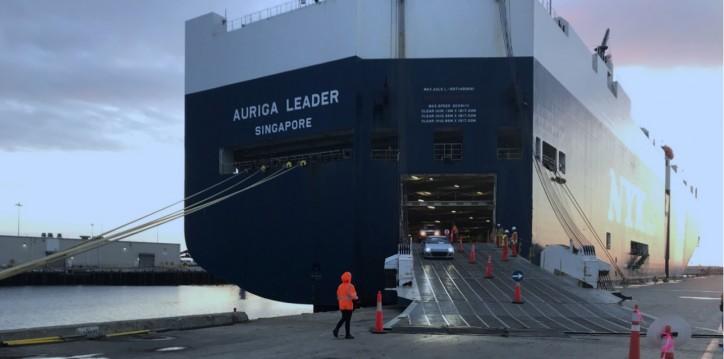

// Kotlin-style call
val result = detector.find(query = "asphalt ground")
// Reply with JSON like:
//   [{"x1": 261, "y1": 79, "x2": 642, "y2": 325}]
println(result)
[{"x1": 1, "y1": 275, "x2": 721, "y2": 359}]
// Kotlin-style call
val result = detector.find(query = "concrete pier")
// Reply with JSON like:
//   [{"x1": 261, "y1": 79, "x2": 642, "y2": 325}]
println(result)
[
  {"x1": 0, "y1": 268, "x2": 226, "y2": 286},
  {"x1": 1, "y1": 275, "x2": 720, "y2": 358}
]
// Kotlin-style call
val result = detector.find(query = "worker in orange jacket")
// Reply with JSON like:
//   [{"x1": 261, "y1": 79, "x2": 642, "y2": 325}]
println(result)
[
  {"x1": 495, "y1": 223, "x2": 504, "y2": 247},
  {"x1": 333, "y1": 271, "x2": 359, "y2": 339}
]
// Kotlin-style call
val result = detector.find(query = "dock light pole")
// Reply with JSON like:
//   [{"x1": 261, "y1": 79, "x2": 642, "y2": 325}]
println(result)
[{"x1": 15, "y1": 202, "x2": 23, "y2": 236}]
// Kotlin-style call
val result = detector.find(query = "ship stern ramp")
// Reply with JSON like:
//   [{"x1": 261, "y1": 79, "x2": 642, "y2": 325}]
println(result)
[{"x1": 384, "y1": 242, "x2": 645, "y2": 335}]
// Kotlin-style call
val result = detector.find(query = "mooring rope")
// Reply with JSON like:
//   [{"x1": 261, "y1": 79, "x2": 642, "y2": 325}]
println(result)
[{"x1": 0, "y1": 162, "x2": 303, "y2": 280}]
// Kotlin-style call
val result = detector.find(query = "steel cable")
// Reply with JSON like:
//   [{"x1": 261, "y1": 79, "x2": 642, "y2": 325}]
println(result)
[{"x1": 0, "y1": 163, "x2": 301, "y2": 280}]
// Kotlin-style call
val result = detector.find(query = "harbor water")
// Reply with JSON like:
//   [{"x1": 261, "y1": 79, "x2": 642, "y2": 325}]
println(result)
[{"x1": 0, "y1": 285, "x2": 312, "y2": 331}]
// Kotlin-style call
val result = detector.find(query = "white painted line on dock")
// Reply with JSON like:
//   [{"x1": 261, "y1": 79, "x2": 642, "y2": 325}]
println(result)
[
  {"x1": 651, "y1": 290, "x2": 721, "y2": 293},
  {"x1": 699, "y1": 323, "x2": 722, "y2": 359}
]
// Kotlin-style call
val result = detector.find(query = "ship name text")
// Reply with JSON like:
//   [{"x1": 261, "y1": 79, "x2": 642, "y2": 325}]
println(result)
[
  {"x1": 255, "y1": 118, "x2": 312, "y2": 136},
  {"x1": 233, "y1": 89, "x2": 340, "y2": 122}
]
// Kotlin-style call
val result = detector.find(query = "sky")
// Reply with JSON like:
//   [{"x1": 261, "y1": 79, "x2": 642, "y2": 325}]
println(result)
[{"x1": 0, "y1": 0, "x2": 721, "y2": 266}]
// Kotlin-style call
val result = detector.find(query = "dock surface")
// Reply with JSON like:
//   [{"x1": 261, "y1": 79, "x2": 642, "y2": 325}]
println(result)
[{"x1": 1, "y1": 252, "x2": 721, "y2": 359}]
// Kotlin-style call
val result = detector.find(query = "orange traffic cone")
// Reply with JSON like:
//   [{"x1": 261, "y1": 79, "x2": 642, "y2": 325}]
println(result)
[
  {"x1": 371, "y1": 290, "x2": 386, "y2": 334},
  {"x1": 660, "y1": 325, "x2": 675, "y2": 359},
  {"x1": 628, "y1": 304, "x2": 641, "y2": 359},
  {"x1": 469, "y1": 244, "x2": 476, "y2": 263},
  {"x1": 485, "y1": 254, "x2": 493, "y2": 279},
  {"x1": 502, "y1": 245, "x2": 509, "y2": 262},
  {"x1": 512, "y1": 283, "x2": 523, "y2": 304}
]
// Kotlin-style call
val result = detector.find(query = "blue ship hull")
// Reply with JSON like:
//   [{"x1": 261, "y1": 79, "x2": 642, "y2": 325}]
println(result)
[{"x1": 185, "y1": 56, "x2": 698, "y2": 306}]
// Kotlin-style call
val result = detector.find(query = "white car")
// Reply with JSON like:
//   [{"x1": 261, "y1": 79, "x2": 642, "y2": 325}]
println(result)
[
  {"x1": 419, "y1": 224, "x2": 441, "y2": 238},
  {"x1": 421, "y1": 236, "x2": 454, "y2": 259}
]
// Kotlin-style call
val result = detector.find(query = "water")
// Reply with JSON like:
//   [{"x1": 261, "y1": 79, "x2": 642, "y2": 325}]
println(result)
[{"x1": 0, "y1": 285, "x2": 312, "y2": 331}]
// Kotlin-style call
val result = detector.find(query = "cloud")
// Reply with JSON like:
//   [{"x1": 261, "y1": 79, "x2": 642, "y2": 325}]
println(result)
[
  {"x1": 552, "y1": 0, "x2": 723, "y2": 67},
  {"x1": 3, "y1": 0, "x2": 720, "y2": 153},
  {"x1": 0, "y1": 0, "x2": 188, "y2": 152}
]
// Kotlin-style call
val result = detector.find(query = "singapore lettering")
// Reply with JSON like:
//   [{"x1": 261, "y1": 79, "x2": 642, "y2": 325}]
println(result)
[{"x1": 232, "y1": 89, "x2": 340, "y2": 136}]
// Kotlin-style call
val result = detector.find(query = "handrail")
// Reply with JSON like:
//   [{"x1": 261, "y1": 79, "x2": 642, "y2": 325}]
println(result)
[
  {"x1": 227, "y1": 0, "x2": 327, "y2": 31},
  {"x1": 537, "y1": 0, "x2": 559, "y2": 19},
  {"x1": 228, "y1": 0, "x2": 555, "y2": 32}
]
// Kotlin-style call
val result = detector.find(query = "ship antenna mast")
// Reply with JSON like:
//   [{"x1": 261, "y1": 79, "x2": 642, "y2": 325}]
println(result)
[{"x1": 594, "y1": 28, "x2": 610, "y2": 60}]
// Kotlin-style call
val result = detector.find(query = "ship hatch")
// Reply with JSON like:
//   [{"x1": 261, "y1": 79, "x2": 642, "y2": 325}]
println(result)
[
  {"x1": 402, "y1": 174, "x2": 495, "y2": 242},
  {"x1": 219, "y1": 130, "x2": 354, "y2": 174}
]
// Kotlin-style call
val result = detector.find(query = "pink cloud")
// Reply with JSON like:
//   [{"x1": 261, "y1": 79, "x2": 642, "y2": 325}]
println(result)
[{"x1": 553, "y1": 0, "x2": 722, "y2": 67}]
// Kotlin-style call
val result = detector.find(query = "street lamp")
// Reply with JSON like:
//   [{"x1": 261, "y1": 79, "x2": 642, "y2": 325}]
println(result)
[
  {"x1": 15, "y1": 203, "x2": 23, "y2": 237},
  {"x1": 91, "y1": 223, "x2": 94, "y2": 237}
]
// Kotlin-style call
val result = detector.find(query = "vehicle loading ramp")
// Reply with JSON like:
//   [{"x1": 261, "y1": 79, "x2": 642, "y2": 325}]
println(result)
[{"x1": 388, "y1": 243, "x2": 653, "y2": 336}]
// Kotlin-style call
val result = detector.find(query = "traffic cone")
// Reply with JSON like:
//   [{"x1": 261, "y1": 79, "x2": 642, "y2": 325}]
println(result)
[
  {"x1": 502, "y1": 245, "x2": 509, "y2": 261},
  {"x1": 512, "y1": 283, "x2": 523, "y2": 304},
  {"x1": 469, "y1": 244, "x2": 476, "y2": 263},
  {"x1": 628, "y1": 304, "x2": 641, "y2": 359},
  {"x1": 485, "y1": 254, "x2": 493, "y2": 279},
  {"x1": 371, "y1": 290, "x2": 386, "y2": 334},
  {"x1": 660, "y1": 325, "x2": 675, "y2": 359}
]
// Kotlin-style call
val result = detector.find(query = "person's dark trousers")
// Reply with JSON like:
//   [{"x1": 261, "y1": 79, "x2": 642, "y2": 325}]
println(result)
[{"x1": 334, "y1": 310, "x2": 353, "y2": 336}]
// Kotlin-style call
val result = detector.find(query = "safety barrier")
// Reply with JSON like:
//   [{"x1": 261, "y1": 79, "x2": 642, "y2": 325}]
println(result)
[
  {"x1": 371, "y1": 291, "x2": 386, "y2": 334},
  {"x1": 628, "y1": 304, "x2": 641, "y2": 359}
]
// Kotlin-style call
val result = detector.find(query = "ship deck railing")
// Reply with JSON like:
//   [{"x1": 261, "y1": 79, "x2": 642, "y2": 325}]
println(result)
[
  {"x1": 227, "y1": 0, "x2": 325, "y2": 31},
  {"x1": 227, "y1": 0, "x2": 559, "y2": 32}
]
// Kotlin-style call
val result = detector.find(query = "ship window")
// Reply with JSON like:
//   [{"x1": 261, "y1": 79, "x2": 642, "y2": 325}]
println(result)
[
  {"x1": 554, "y1": 17, "x2": 570, "y2": 35},
  {"x1": 607, "y1": 73, "x2": 618, "y2": 97},
  {"x1": 497, "y1": 127, "x2": 522, "y2": 160},
  {"x1": 433, "y1": 128, "x2": 462, "y2": 161},
  {"x1": 541, "y1": 141, "x2": 557, "y2": 171},
  {"x1": 606, "y1": 232, "x2": 611, "y2": 250},
  {"x1": 535, "y1": 137, "x2": 541, "y2": 160},
  {"x1": 371, "y1": 129, "x2": 398, "y2": 161},
  {"x1": 558, "y1": 151, "x2": 566, "y2": 174},
  {"x1": 630, "y1": 241, "x2": 648, "y2": 256},
  {"x1": 220, "y1": 130, "x2": 354, "y2": 174}
]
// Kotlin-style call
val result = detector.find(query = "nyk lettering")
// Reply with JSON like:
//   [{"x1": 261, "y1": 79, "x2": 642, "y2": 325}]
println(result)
[{"x1": 608, "y1": 168, "x2": 651, "y2": 234}]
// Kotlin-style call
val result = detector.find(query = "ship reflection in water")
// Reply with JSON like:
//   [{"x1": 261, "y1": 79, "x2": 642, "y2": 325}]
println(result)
[{"x1": 0, "y1": 285, "x2": 312, "y2": 331}]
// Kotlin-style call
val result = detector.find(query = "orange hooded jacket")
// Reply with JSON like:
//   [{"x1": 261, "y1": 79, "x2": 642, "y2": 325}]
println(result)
[{"x1": 336, "y1": 271, "x2": 358, "y2": 310}]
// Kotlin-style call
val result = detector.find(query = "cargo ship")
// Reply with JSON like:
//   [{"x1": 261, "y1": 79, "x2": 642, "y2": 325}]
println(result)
[{"x1": 184, "y1": 0, "x2": 700, "y2": 307}]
